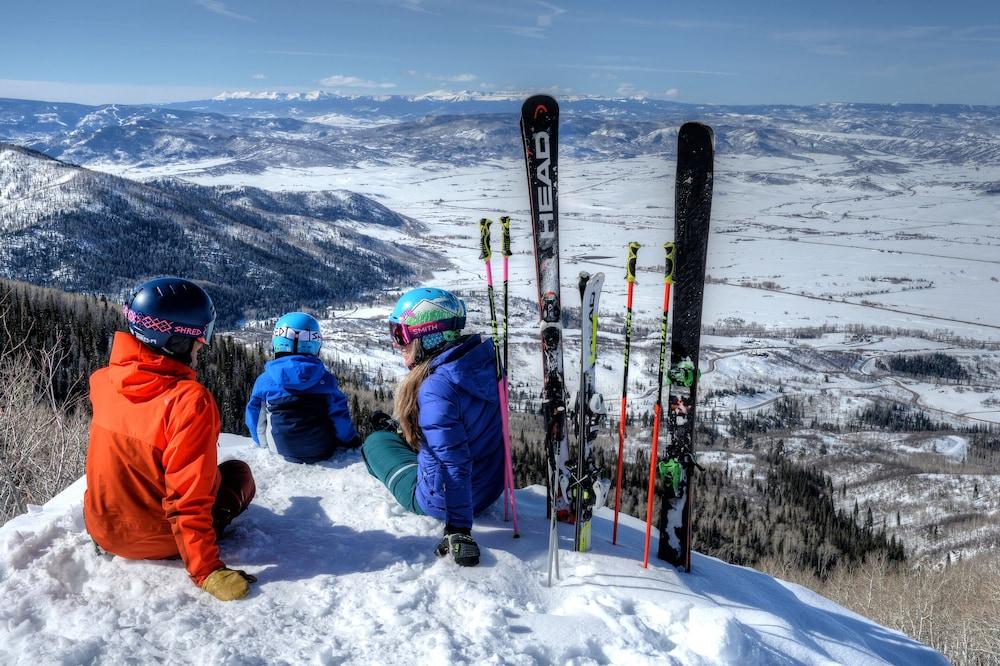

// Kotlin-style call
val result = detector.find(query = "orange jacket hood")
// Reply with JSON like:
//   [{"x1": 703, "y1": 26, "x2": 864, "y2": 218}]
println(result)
[{"x1": 107, "y1": 332, "x2": 197, "y2": 401}]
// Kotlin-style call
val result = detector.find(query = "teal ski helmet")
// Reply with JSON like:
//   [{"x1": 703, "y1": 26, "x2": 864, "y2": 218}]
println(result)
[
  {"x1": 388, "y1": 287, "x2": 466, "y2": 353},
  {"x1": 272, "y1": 312, "x2": 323, "y2": 355}
]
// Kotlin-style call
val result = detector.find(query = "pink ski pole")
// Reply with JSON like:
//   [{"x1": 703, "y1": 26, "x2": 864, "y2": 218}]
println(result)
[{"x1": 479, "y1": 218, "x2": 520, "y2": 537}]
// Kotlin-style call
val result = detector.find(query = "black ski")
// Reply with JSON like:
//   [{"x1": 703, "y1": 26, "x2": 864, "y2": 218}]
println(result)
[
  {"x1": 657, "y1": 122, "x2": 714, "y2": 571},
  {"x1": 521, "y1": 94, "x2": 569, "y2": 581}
]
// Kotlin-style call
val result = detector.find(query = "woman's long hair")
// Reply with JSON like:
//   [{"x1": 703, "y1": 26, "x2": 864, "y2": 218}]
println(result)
[{"x1": 393, "y1": 357, "x2": 434, "y2": 451}]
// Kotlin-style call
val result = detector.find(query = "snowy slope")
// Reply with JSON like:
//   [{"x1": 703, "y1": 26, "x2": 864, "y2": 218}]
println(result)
[{"x1": 0, "y1": 435, "x2": 946, "y2": 665}]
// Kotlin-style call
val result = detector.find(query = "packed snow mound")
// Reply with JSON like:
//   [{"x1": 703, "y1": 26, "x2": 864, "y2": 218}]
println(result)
[{"x1": 0, "y1": 435, "x2": 946, "y2": 665}]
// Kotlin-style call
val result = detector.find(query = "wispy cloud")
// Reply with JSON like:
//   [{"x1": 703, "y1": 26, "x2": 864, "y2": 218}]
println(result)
[
  {"x1": 252, "y1": 73, "x2": 267, "y2": 80},
  {"x1": 773, "y1": 25, "x2": 945, "y2": 56},
  {"x1": 337, "y1": 0, "x2": 433, "y2": 14},
  {"x1": 404, "y1": 70, "x2": 478, "y2": 83},
  {"x1": 193, "y1": 0, "x2": 255, "y2": 22},
  {"x1": 495, "y1": 1, "x2": 566, "y2": 39},
  {"x1": 620, "y1": 17, "x2": 732, "y2": 31},
  {"x1": 775, "y1": 25, "x2": 944, "y2": 43},
  {"x1": 319, "y1": 74, "x2": 397, "y2": 89},
  {"x1": 615, "y1": 83, "x2": 680, "y2": 100},
  {"x1": 852, "y1": 58, "x2": 1000, "y2": 80},
  {"x1": 535, "y1": 1, "x2": 565, "y2": 27},
  {"x1": 440, "y1": 73, "x2": 477, "y2": 83},
  {"x1": 397, "y1": 0, "x2": 429, "y2": 12},
  {"x1": 0, "y1": 78, "x2": 225, "y2": 105},
  {"x1": 265, "y1": 49, "x2": 357, "y2": 58},
  {"x1": 562, "y1": 63, "x2": 737, "y2": 77},
  {"x1": 616, "y1": 82, "x2": 649, "y2": 97},
  {"x1": 951, "y1": 24, "x2": 1000, "y2": 43}
]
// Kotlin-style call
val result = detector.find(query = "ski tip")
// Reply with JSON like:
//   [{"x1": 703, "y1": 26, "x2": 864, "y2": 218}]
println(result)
[
  {"x1": 679, "y1": 120, "x2": 712, "y2": 134},
  {"x1": 678, "y1": 122, "x2": 715, "y2": 150},
  {"x1": 521, "y1": 94, "x2": 559, "y2": 118}
]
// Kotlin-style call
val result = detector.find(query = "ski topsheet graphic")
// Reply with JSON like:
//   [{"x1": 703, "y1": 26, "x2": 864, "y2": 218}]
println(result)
[
  {"x1": 657, "y1": 122, "x2": 715, "y2": 571},
  {"x1": 521, "y1": 94, "x2": 571, "y2": 579},
  {"x1": 573, "y1": 271, "x2": 606, "y2": 552}
]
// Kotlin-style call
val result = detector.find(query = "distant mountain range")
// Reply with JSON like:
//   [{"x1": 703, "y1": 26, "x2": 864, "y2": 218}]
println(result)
[
  {"x1": 0, "y1": 143, "x2": 434, "y2": 323},
  {"x1": 2, "y1": 94, "x2": 999, "y2": 171},
  {"x1": 2, "y1": 92, "x2": 999, "y2": 320}
]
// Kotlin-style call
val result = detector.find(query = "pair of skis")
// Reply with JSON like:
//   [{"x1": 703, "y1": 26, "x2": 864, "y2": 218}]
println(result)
[
  {"x1": 520, "y1": 96, "x2": 607, "y2": 586},
  {"x1": 521, "y1": 93, "x2": 714, "y2": 575}
]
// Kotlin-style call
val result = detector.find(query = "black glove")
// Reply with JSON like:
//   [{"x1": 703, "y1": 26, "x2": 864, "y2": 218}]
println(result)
[
  {"x1": 368, "y1": 410, "x2": 399, "y2": 433},
  {"x1": 342, "y1": 434, "x2": 362, "y2": 449},
  {"x1": 435, "y1": 529, "x2": 480, "y2": 567}
]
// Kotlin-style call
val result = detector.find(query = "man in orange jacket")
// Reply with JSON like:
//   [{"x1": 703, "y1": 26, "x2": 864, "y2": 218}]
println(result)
[{"x1": 85, "y1": 277, "x2": 257, "y2": 601}]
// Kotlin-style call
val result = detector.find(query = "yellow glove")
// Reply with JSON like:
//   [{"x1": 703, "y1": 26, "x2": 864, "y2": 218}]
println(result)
[{"x1": 201, "y1": 567, "x2": 257, "y2": 601}]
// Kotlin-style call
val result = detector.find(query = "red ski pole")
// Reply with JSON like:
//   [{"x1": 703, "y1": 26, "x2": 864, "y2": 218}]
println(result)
[
  {"x1": 643, "y1": 242, "x2": 675, "y2": 567},
  {"x1": 613, "y1": 241, "x2": 640, "y2": 545}
]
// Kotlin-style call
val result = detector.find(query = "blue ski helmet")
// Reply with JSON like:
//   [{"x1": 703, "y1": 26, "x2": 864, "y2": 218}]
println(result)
[
  {"x1": 272, "y1": 312, "x2": 323, "y2": 355},
  {"x1": 123, "y1": 277, "x2": 216, "y2": 356},
  {"x1": 388, "y1": 287, "x2": 466, "y2": 352}
]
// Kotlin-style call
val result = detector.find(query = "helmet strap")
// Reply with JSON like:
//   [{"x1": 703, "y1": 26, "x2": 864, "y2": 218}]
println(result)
[{"x1": 160, "y1": 335, "x2": 195, "y2": 366}]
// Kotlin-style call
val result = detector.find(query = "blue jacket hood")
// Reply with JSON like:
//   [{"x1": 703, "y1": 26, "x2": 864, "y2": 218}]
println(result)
[{"x1": 264, "y1": 354, "x2": 329, "y2": 393}]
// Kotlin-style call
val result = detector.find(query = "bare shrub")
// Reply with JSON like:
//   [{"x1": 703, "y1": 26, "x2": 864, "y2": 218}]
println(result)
[
  {"x1": 759, "y1": 552, "x2": 1000, "y2": 665},
  {"x1": 0, "y1": 333, "x2": 89, "y2": 523}
]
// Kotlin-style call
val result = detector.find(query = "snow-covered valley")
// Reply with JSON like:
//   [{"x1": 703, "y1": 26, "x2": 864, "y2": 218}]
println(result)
[{"x1": 86, "y1": 129, "x2": 1000, "y2": 567}]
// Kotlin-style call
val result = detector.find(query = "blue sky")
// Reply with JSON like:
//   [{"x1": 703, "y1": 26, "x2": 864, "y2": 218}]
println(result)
[{"x1": 1, "y1": 0, "x2": 998, "y2": 105}]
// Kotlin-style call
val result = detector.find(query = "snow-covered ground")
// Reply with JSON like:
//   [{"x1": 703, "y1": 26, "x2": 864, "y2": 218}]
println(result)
[{"x1": 0, "y1": 435, "x2": 947, "y2": 665}]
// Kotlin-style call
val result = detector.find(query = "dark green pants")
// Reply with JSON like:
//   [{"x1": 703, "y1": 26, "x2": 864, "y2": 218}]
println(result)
[{"x1": 361, "y1": 431, "x2": 425, "y2": 515}]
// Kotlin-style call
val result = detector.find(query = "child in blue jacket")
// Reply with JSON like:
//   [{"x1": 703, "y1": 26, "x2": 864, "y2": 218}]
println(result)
[
  {"x1": 246, "y1": 312, "x2": 360, "y2": 463},
  {"x1": 362, "y1": 288, "x2": 504, "y2": 567}
]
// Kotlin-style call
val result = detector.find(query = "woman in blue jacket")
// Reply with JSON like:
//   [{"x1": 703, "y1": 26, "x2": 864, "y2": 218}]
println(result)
[
  {"x1": 246, "y1": 312, "x2": 360, "y2": 463},
  {"x1": 362, "y1": 287, "x2": 504, "y2": 566}
]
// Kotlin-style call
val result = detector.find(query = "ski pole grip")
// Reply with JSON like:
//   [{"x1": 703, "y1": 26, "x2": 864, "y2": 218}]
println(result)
[
  {"x1": 500, "y1": 216, "x2": 512, "y2": 257},
  {"x1": 663, "y1": 242, "x2": 676, "y2": 284},
  {"x1": 626, "y1": 241, "x2": 640, "y2": 283},
  {"x1": 479, "y1": 218, "x2": 493, "y2": 260}
]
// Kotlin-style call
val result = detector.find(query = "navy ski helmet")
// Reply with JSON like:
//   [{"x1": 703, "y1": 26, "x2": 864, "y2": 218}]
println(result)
[
  {"x1": 272, "y1": 312, "x2": 323, "y2": 355},
  {"x1": 388, "y1": 287, "x2": 466, "y2": 353},
  {"x1": 123, "y1": 277, "x2": 216, "y2": 356}
]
